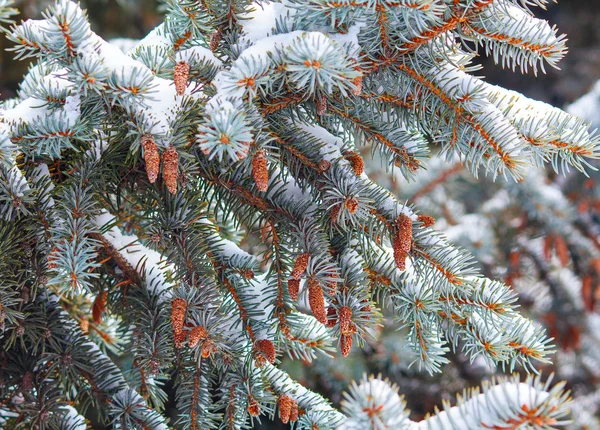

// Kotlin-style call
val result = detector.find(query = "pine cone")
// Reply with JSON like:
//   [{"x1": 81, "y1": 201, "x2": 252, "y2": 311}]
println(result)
[
  {"x1": 162, "y1": 146, "x2": 179, "y2": 194},
  {"x1": 308, "y1": 277, "x2": 327, "y2": 324},
  {"x1": 316, "y1": 94, "x2": 327, "y2": 115},
  {"x1": 210, "y1": 29, "x2": 222, "y2": 52},
  {"x1": 171, "y1": 298, "x2": 187, "y2": 336},
  {"x1": 201, "y1": 339, "x2": 218, "y2": 358},
  {"x1": 247, "y1": 396, "x2": 261, "y2": 417},
  {"x1": 174, "y1": 61, "x2": 190, "y2": 96},
  {"x1": 141, "y1": 134, "x2": 160, "y2": 183},
  {"x1": 291, "y1": 253, "x2": 310, "y2": 280},
  {"x1": 393, "y1": 214, "x2": 412, "y2": 271},
  {"x1": 417, "y1": 214, "x2": 436, "y2": 227},
  {"x1": 92, "y1": 291, "x2": 108, "y2": 324},
  {"x1": 255, "y1": 339, "x2": 276, "y2": 365},
  {"x1": 344, "y1": 197, "x2": 359, "y2": 214},
  {"x1": 252, "y1": 149, "x2": 269, "y2": 192},
  {"x1": 339, "y1": 306, "x2": 353, "y2": 335},
  {"x1": 340, "y1": 334, "x2": 352, "y2": 357},
  {"x1": 288, "y1": 278, "x2": 300, "y2": 301},
  {"x1": 289, "y1": 400, "x2": 299, "y2": 422},
  {"x1": 345, "y1": 151, "x2": 364, "y2": 176},
  {"x1": 188, "y1": 325, "x2": 208, "y2": 348},
  {"x1": 278, "y1": 395, "x2": 292, "y2": 424}
]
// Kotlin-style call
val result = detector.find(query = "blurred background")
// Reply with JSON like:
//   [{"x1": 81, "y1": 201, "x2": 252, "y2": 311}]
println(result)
[{"x1": 2, "y1": 1, "x2": 600, "y2": 428}]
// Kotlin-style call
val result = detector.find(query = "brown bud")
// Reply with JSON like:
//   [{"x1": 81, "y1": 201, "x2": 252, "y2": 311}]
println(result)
[
  {"x1": 291, "y1": 253, "x2": 310, "y2": 280},
  {"x1": 141, "y1": 134, "x2": 160, "y2": 183},
  {"x1": 339, "y1": 306, "x2": 353, "y2": 335},
  {"x1": 345, "y1": 151, "x2": 364, "y2": 176},
  {"x1": 316, "y1": 95, "x2": 327, "y2": 115},
  {"x1": 171, "y1": 298, "x2": 187, "y2": 336},
  {"x1": 318, "y1": 159, "x2": 331, "y2": 173},
  {"x1": 162, "y1": 146, "x2": 179, "y2": 194},
  {"x1": 174, "y1": 61, "x2": 190, "y2": 96},
  {"x1": 210, "y1": 29, "x2": 222, "y2": 52},
  {"x1": 554, "y1": 236, "x2": 570, "y2": 267},
  {"x1": 201, "y1": 339, "x2": 218, "y2": 358},
  {"x1": 393, "y1": 214, "x2": 412, "y2": 271},
  {"x1": 344, "y1": 197, "x2": 359, "y2": 214},
  {"x1": 331, "y1": 205, "x2": 341, "y2": 223},
  {"x1": 188, "y1": 325, "x2": 208, "y2": 348},
  {"x1": 278, "y1": 395, "x2": 292, "y2": 424},
  {"x1": 417, "y1": 215, "x2": 436, "y2": 227},
  {"x1": 340, "y1": 334, "x2": 352, "y2": 357},
  {"x1": 252, "y1": 149, "x2": 269, "y2": 192},
  {"x1": 351, "y1": 74, "x2": 363, "y2": 96},
  {"x1": 255, "y1": 339, "x2": 276, "y2": 364},
  {"x1": 289, "y1": 400, "x2": 299, "y2": 422},
  {"x1": 92, "y1": 290, "x2": 108, "y2": 325},
  {"x1": 288, "y1": 278, "x2": 300, "y2": 301},
  {"x1": 247, "y1": 396, "x2": 261, "y2": 417},
  {"x1": 308, "y1": 277, "x2": 327, "y2": 324}
]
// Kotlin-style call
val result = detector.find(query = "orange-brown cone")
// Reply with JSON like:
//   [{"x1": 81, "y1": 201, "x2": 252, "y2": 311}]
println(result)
[
  {"x1": 247, "y1": 396, "x2": 261, "y2": 417},
  {"x1": 417, "y1": 215, "x2": 436, "y2": 227},
  {"x1": 345, "y1": 151, "x2": 364, "y2": 176},
  {"x1": 289, "y1": 400, "x2": 299, "y2": 422},
  {"x1": 171, "y1": 298, "x2": 187, "y2": 336},
  {"x1": 339, "y1": 306, "x2": 353, "y2": 335},
  {"x1": 252, "y1": 149, "x2": 269, "y2": 192},
  {"x1": 393, "y1": 214, "x2": 412, "y2": 271},
  {"x1": 288, "y1": 278, "x2": 300, "y2": 301},
  {"x1": 141, "y1": 134, "x2": 160, "y2": 183},
  {"x1": 308, "y1": 277, "x2": 327, "y2": 324},
  {"x1": 340, "y1": 334, "x2": 352, "y2": 357},
  {"x1": 291, "y1": 253, "x2": 310, "y2": 280},
  {"x1": 188, "y1": 325, "x2": 208, "y2": 348},
  {"x1": 278, "y1": 395, "x2": 292, "y2": 424},
  {"x1": 255, "y1": 339, "x2": 276, "y2": 364},
  {"x1": 92, "y1": 290, "x2": 108, "y2": 324},
  {"x1": 162, "y1": 146, "x2": 179, "y2": 194},
  {"x1": 174, "y1": 61, "x2": 190, "y2": 96}
]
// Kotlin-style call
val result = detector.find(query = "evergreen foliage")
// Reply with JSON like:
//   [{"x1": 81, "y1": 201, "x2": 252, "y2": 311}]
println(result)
[{"x1": 0, "y1": 0, "x2": 597, "y2": 428}]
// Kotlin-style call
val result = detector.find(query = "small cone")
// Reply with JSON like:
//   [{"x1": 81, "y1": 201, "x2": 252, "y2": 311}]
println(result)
[
  {"x1": 141, "y1": 134, "x2": 160, "y2": 183},
  {"x1": 171, "y1": 298, "x2": 187, "y2": 336},
  {"x1": 288, "y1": 278, "x2": 300, "y2": 301},
  {"x1": 340, "y1": 334, "x2": 352, "y2": 357},
  {"x1": 339, "y1": 306, "x2": 353, "y2": 335},
  {"x1": 252, "y1": 149, "x2": 269, "y2": 192},
  {"x1": 210, "y1": 29, "x2": 222, "y2": 52},
  {"x1": 201, "y1": 339, "x2": 218, "y2": 358},
  {"x1": 247, "y1": 396, "x2": 261, "y2": 417},
  {"x1": 162, "y1": 146, "x2": 179, "y2": 194},
  {"x1": 318, "y1": 159, "x2": 331, "y2": 173},
  {"x1": 291, "y1": 253, "x2": 310, "y2": 280},
  {"x1": 255, "y1": 339, "x2": 276, "y2": 364},
  {"x1": 278, "y1": 395, "x2": 292, "y2": 424},
  {"x1": 417, "y1": 215, "x2": 436, "y2": 227},
  {"x1": 308, "y1": 277, "x2": 327, "y2": 324},
  {"x1": 345, "y1": 197, "x2": 359, "y2": 214},
  {"x1": 393, "y1": 214, "x2": 412, "y2": 271},
  {"x1": 188, "y1": 325, "x2": 208, "y2": 348},
  {"x1": 345, "y1": 151, "x2": 364, "y2": 176},
  {"x1": 174, "y1": 61, "x2": 190, "y2": 96},
  {"x1": 351, "y1": 74, "x2": 363, "y2": 96},
  {"x1": 316, "y1": 95, "x2": 327, "y2": 115},
  {"x1": 289, "y1": 400, "x2": 299, "y2": 422},
  {"x1": 92, "y1": 291, "x2": 108, "y2": 324}
]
